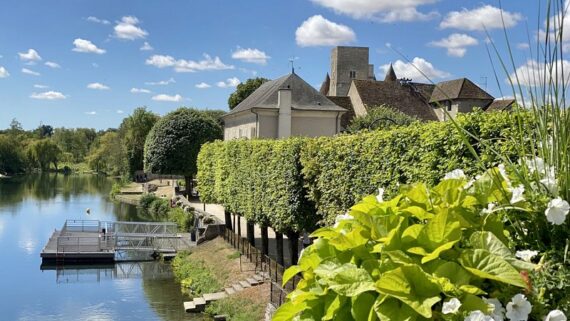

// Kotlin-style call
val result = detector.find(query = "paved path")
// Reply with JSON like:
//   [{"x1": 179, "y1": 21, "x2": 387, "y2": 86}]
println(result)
[{"x1": 186, "y1": 197, "x2": 301, "y2": 267}]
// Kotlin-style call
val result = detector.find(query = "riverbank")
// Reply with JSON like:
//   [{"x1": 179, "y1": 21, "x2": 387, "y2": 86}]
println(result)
[{"x1": 173, "y1": 237, "x2": 269, "y2": 321}]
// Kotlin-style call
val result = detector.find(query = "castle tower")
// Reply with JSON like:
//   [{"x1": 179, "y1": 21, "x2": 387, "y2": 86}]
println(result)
[{"x1": 329, "y1": 46, "x2": 375, "y2": 96}]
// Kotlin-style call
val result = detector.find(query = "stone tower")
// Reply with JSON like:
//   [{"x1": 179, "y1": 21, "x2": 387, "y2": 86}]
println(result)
[{"x1": 329, "y1": 46, "x2": 375, "y2": 96}]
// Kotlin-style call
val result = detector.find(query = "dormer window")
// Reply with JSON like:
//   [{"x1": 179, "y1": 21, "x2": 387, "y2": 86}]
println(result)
[{"x1": 349, "y1": 70, "x2": 356, "y2": 79}]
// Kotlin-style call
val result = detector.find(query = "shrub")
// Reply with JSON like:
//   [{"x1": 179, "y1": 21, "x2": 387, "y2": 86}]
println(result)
[
  {"x1": 172, "y1": 253, "x2": 221, "y2": 296},
  {"x1": 168, "y1": 207, "x2": 194, "y2": 231},
  {"x1": 347, "y1": 105, "x2": 418, "y2": 133},
  {"x1": 139, "y1": 194, "x2": 159, "y2": 210},
  {"x1": 274, "y1": 169, "x2": 537, "y2": 320}
]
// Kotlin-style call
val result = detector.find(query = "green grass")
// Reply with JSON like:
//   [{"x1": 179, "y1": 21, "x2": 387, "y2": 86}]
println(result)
[
  {"x1": 226, "y1": 251, "x2": 241, "y2": 260},
  {"x1": 171, "y1": 253, "x2": 221, "y2": 296},
  {"x1": 205, "y1": 296, "x2": 265, "y2": 321}
]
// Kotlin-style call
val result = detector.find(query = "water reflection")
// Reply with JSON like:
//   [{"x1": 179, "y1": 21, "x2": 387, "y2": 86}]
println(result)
[{"x1": 0, "y1": 174, "x2": 206, "y2": 321}]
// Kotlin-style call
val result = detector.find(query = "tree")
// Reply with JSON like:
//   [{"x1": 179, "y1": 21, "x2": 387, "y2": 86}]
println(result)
[
  {"x1": 27, "y1": 139, "x2": 62, "y2": 171},
  {"x1": 228, "y1": 77, "x2": 269, "y2": 110},
  {"x1": 86, "y1": 131, "x2": 126, "y2": 175},
  {"x1": 0, "y1": 134, "x2": 26, "y2": 174},
  {"x1": 119, "y1": 107, "x2": 160, "y2": 176},
  {"x1": 35, "y1": 124, "x2": 54, "y2": 138},
  {"x1": 144, "y1": 108, "x2": 223, "y2": 196},
  {"x1": 347, "y1": 105, "x2": 418, "y2": 133},
  {"x1": 201, "y1": 109, "x2": 226, "y2": 126}
]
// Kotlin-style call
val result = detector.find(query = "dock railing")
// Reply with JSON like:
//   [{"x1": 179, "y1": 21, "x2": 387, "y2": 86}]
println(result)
[
  {"x1": 56, "y1": 235, "x2": 114, "y2": 253},
  {"x1": 63, "y1": 220, "x2": 103, "y2": 234}
]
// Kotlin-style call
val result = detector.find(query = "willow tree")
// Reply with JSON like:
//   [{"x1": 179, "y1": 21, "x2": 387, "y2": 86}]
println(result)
[{"x1": 144, "y1": 108, "x2": 222, "y2": 196}]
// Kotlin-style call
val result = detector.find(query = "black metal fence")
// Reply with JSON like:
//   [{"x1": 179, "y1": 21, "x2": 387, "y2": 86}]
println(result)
[{"x1": 222, "y1": 228, "x2": 301, "y2": 307}]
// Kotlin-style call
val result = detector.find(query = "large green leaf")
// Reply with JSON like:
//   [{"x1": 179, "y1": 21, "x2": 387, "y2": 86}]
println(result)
[
  {"x1": 272, "y1": 300, "x2": 309, "y2": 321},
  {"x1": 352, "y1": 292, "x2": 378, "y2": 321},
  {"x1": 421, "y1": 240, "x2": 459, "y2": 264},
  {"x1": 375, "y1": 265, "x2": 442, "y2": 318},
  {"x1": 459, "y1": 249, "x2": 526, "y2": 288},
  {"x1": 470, "y1": 231, "x2": 536, "y2": 271},
  {"x1": 375, "y1": 297, "x2": 420, "y2": 321},
  {"x1": 315, "y1": 262, "x2": 376, "y2": 297},
  {"x1": 417, "y1": 210, "x2": 461, "y2": 251},
  {"x1": 283, "y1": 265, "x2": 303, "y2": 287}
]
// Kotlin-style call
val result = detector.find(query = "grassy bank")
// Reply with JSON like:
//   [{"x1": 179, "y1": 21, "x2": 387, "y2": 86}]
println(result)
[{"x1": 171, "y1": 238, "x2": 269, "y2": 321}]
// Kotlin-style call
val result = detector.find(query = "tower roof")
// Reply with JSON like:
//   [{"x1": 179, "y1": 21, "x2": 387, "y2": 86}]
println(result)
[
  {"x1": 319, "y1": 73, "x2": 331, "y2": 95},
  {"x1": 384, "y1": 64, "x2": 398, "y2": 82}
]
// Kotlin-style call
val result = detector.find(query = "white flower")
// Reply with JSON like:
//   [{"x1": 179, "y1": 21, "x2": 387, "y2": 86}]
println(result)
[
  {"x1": 545, "y1": 197, "x2": 570, "y2": 225},
  {"x1": 465, "y1": 310, "x2": 494, "y2": 321},
  {"x1": 515, "y1": 250, "x2": 538, "y2": 262},
  {"x1": 545, "y1": 310, "x2": 567, "y2": 321},
  {"x1": 442, "y1": 298, "x2": 461, "y2": 314},
  {"x1": 481, "y1": 203, "x2": 497, "y2": 215},
  {"x1": 376, "y1": 188, "x2": 384, "y2": 203},
  {"x1": 484, "y1": 297, "x2": 506, "y2": 321},
  {"x1": 506, "y1": 294, "x2": 532, "y2": 321},
  {"x1": 333, "y1": 213, "x2": 352, "y2": 228},
  {"x1": 523, "y1": 157, "x2": 545, "y2": 174},
  {"x1": 510, "y1": 185, "x2": 525, "y2": 204},
  {"x1": 498, "y1": 164, "x2": 512, "y2": 187},
  {"x1": 444, "y1": 169, "x2": 466, "y2": 180},
  {"x1": 540, "y1": 168, "x2": 558, "y2": 195}
]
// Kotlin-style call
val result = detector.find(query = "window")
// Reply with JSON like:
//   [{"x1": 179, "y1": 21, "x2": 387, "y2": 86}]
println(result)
[
  {"x1": 349, "y1": 70, "x2": 356, "y2": 79},
  {"x1": 446, "y1": 101, "x2": 452, "y2": 112}
]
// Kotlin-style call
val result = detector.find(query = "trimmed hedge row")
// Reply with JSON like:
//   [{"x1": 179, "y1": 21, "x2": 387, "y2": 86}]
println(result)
[
  {"x1": 197, "y1": 138, "x2": 315, "y2": 233},
  {"x1": 197, "y1": 111, "x2": 530, "y2": 231}
]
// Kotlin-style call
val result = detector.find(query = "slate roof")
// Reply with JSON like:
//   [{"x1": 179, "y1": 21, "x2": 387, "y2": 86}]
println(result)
[
  {"x1": 224, "y1": 73, "x2": 346, "y2": 117},
  {"x1": 486, "y1": 99, "x2": 516, "y2": 112},
  {"x1": 352, "y1": 79, "x2": 439, "y2": 121},
  {"x1": 430, "y1": 78, "x2": 494, "y2": 103},
  {"x1": 327, "y1": 96, "x2": 354, "y2": 129}
]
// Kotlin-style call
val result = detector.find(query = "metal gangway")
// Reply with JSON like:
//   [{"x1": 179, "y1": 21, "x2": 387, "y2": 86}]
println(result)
[{"x1": 46, "y1": 220, "x2": 193, "y2": 261}]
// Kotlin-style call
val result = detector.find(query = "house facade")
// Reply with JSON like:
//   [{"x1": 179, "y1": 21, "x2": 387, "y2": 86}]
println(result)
[
  {"x1": 222, "y1": 73, "x2": 346, "y2": 140},
  {"x1": 321, "y1": 46, "x2": 515, "y2": 123}
]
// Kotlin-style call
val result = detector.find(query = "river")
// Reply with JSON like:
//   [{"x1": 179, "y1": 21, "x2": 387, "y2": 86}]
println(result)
[{"x1": 0, "y1": 174, "x2": 206, "y2": 321}]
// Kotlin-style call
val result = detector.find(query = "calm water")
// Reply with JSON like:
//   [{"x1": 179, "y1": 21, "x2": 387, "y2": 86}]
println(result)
[{"x1": 0, "y1": 174, "x2": 205, "y2": 321}]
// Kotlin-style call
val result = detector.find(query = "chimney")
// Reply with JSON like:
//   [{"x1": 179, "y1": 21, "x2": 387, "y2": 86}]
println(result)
[{"x1": 277, "y1": 86, "x2": 292, "y2": 138}]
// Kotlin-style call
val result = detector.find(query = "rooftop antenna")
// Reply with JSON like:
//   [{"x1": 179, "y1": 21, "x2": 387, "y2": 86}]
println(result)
[{"x1": 289, "y1": 57, "x2": 297, "y2": 74}]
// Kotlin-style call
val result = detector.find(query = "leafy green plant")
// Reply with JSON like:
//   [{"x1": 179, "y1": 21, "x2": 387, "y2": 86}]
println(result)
[
  {"x1": 206, "y1": 296, "x2": 266, "y2": 321},
  {"x1": 274, "y1": 168, "x2": 536, "y2": 321},
  {"x1": 172, "y1": 254, "x2": 221, "y2": 296}
]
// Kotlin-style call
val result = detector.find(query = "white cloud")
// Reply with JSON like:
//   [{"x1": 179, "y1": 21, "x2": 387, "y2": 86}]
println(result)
[
  {"x1": 117, "y1": 110, "x2": 124, "y2": 114},
  {"x1": 232, "y1": 48, "x2": 270, "y2": 65},
  {"x1": 85, "y1": 111, "x2": 97, "y2": 115},
  {"x1": 195, "y1": 82, "x2": 211, "y2": 89},
  {"x1": 140, "y1": 42, "x2": 153, "y2": 51},
  {"x1": 145, "y1": 53, "x2": 234, "y2": 72},
  {"x1": 18, "y1": 49, "x2": 42, "y2": 62},
  {"x1": 296, "y1": 15, "x2": 356, "y2": 47},
  {"x1": 380, "y1": 57, "x2": 450, "y2": 82},
  {"x1": 22, "y1": 68, "x2": 40, "y2": 76},
  {"x1": 216, "y1": 77, "x2": 241, "y2": 88},
  {"x1": 130, "y1": 87, "x2": 152, "y2": 94},
  {"x1": 429, "y1": 33, "x2": 479, "y2": 57},
  {"x1": 0, "y1": 66, "x2": 9, "y2": 78},
  {"x1": 517, "y1": 43, "x2": 530, "y2": 50},
  {"x1": 114, "y1": 16, "x2": 148, "y2": 40},
  {"x1": 145, "y1": 78, "x2": 176, "y2": 86},
  {"x1": 73, "y1": 38, "x2": 106, "y2": 54},
  {"x1": 34, "y1": 84, "x2": 48, "y2": 89},
  {"x1": 86, "y1": 16, "x2": 110, "y2": 25},
  {"x1": 310, "y1": 0, "x2": 438, "y2": 22},
  {"x1": 30, "y1": 91, "x2": 67, "y2": 100},
  {"x1": 87, "y1": 82, "x2": 110, "y2": 90},
  {"x1": 440, "y1": 5, "x2": 522, "y2": 31},
  {"x1": 45, "y1": 61, "x2": 61, "y2": 68},
  {"x1": 152, "y1": 94, "x2": 183, "y2": 102},
  {"x1": 509, "y1": 59, "x2": 570, "y2": 87}
]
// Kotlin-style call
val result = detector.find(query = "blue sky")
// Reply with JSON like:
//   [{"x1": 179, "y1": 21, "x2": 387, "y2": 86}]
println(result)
[{"x1": 0, "y1": 0, "x2": 546, "y2": 130}]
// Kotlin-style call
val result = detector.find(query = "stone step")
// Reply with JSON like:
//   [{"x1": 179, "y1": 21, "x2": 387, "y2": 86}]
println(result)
[
  {"x1": 232, "y1": 283, "x2": 244, "y2": 292},
  {"x1": 258, "y1": 271, "x2": 270, "y2": 279},
  {"x1": 183, "y1": 301, "x2": 196, "y2": 313},
  {"x1": 239, "y1": 280, "x2": 251, "y2": 288},
  {"x1": 204, "y1": 292, "x2": 227, "y2": 303},
  {"x1": 194, "y1": 297, "x2": 206, "y2": 308},
  {"x1": 247, "y1": 277, "x2": 261, "y2": 286},
  {"x1": 225, "y1": 287, "x2": 236, "y2": 295},
  {"x1": 253, "y1": 274, "x2": 264, "y2": 282}
]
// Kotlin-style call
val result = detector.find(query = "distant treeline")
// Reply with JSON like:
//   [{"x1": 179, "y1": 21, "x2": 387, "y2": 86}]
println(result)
[{"x1": 0, "y1": 108, "x2": 225, "y2": 177}]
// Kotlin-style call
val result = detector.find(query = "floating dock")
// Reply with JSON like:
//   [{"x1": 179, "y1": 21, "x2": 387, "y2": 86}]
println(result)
[{"x1": 41, "y1": 219, "x2": 192, "y2": 264}]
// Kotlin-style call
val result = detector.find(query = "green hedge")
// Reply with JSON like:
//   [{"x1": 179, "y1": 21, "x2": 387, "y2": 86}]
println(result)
[{"x1": 197, "y1": 111, "x2": 530, "y2": 231}]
